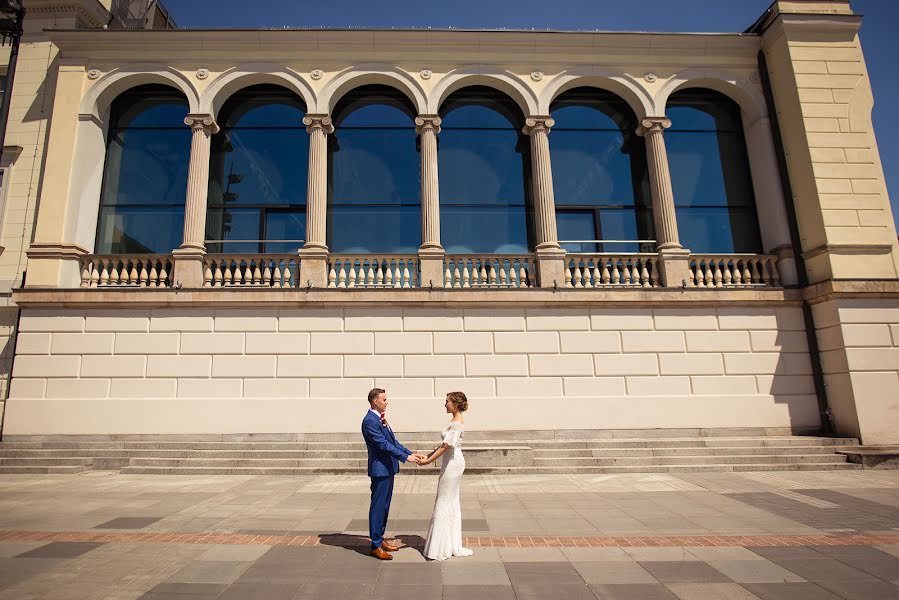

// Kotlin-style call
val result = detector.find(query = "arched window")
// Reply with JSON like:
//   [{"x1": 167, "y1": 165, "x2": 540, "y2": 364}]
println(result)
[
  {"x1": 96, "y1": 84, "x2": 190, "y2": 253},
  {"x1": 550, "y1": 88, "x2": 652, "y2": 253},
  {"x1": 439, "y1": 86, "x2": 532, "y2": 254},
  {"x1": 328, "y1": 85, "x2": 419, "y2": 253},
  {"x1": 666, "y1": 89, "x2": 762, "y2": 253},
  {"x1": 206, "y1": 85, "x2": 308, "y2": 253}
]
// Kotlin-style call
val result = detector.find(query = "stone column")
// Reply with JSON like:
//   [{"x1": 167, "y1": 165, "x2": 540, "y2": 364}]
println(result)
[
  {"x1": 415, "y1": 115, "x2": 445, "y2": 288},
  {"x1": 172, "y1": 114, "x2": 219, "y2": 288},
  {"x1": 637, "y1": 117, "x2": 689, "y2": 287},
  {"x1": 523, "y1": 116, "x2": 565, "y2": 288},
  {"x1": 298, "y1": 114, "x2": 333, "y2": 287}
]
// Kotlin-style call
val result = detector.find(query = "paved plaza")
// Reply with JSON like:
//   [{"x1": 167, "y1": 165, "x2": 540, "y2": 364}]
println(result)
[{"x1": 0, "y1": 471, "x2": 899, "y2": 599}]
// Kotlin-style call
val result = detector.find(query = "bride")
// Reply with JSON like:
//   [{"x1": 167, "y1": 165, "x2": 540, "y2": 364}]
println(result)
[{"x1": 420, "y1": 391, "x2": 474, "y2": 561}]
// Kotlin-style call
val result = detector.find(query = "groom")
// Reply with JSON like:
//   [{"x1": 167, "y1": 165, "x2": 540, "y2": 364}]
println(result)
[{"x1": 362, "y1": 387, "x2": 425, "y2": 560}]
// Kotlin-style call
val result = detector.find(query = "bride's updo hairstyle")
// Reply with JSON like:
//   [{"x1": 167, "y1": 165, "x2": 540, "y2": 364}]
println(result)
[{"x1": 447, "y1": 391, "x2": 468, "y2": 412}]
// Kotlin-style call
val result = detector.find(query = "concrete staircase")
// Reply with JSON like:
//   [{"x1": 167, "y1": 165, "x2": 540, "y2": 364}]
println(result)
[{"x1": 0, "y1": 429, "x2": 864, "y2": 475}]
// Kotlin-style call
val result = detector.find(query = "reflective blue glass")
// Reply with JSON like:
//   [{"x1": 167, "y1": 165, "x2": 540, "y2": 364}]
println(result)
[
  {"x1": 265, "y1": 211, "x2": 306, "y2": 253},
  {"x1": 96, "y1": 85, "x2": 190, "y2": 254},
  {"x1": 557, "y1": 211, "x2": 596, "y2": 253},
  {"x1": 439, "y1": 88, "x2": 531, "y2": 253},
  {"x1": 550, "y1": 130, "x2": 636, "y2": 205},
  {"x1": 206, "y1": 85, "x2": 308, "y2": 252},
  {"x1": 667, "y1": 89, "x2": 761, "y2": 253},
  {"x1": 328, "y1": 86, "x2": 420, "y2": 253}
]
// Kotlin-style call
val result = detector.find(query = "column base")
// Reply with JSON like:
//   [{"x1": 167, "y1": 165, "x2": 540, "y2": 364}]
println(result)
[
  {"x1": 535, "y1": 247, "x2": 567, "y2": 288},
  {"x1": 657, "y1": 248, "x2": 691, "y2": 288},
  {"x1": 418, "y1": 247, "x2": 445, "y2": 289},
  {"x1": 298, "y1": 247, "x2": 329, "y2": 288},
  {"x1": 773, "y1": 244, "x2": 798, "y2": 287},
  {"x1": 172, "y1": 248, "x2": 206, "y2": 288}
]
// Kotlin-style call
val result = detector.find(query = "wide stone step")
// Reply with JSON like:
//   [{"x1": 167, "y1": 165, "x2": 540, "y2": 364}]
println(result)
[
  {"x1": 118, "y1": 462, "x2": 863, "y2": 476},
  {"x1": 534, "y1": 454, "x2": 847, "y2": 466},
  {"x1": 0, "y1": 465, "x2": 91, "y2": 474},
  {"x1": 0, "y1": 457, "x2": 94, "y2": 466},
  {"x1": 534, "y1": 446, "x2": 846, "y2": 458}
]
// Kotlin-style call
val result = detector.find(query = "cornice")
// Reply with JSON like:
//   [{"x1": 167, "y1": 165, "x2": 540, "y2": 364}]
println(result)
[{"x1": 27, "y1": 0, "x2": 109, "y2": 29}]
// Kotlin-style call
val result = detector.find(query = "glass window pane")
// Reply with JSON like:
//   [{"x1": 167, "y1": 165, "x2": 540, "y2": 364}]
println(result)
[
  {"x1": 441, "y1": 206, "x2": 529, "y2": 254},
  {"x1": 551, "y1": 104, "x2": 624, "y2": 131},
  {"x1": 101, "y1": 129, "x2": 191, "y2": 206},
  {"x1": 329, "y1": 206, "x2": 421, "y2": 254},
  {"x1": 264, "y1": 211, "x2": 306, "y2": 253},
  {"x1": 667, "y1": 132, "x2": 754, "y2": 208},
  {"x1": 338, "y1": 102, "x2": 414, "y2": 128},
  {"x1": 675, "y1": 207, "x2": 762, "y2": 254},
  {"x1": 205, "y1": 207, "x2": 261, "y2": 253},
  {"x1": 209, "y1": 128, "x2": 308, "y2": 206},
  {"x1": 114, "y1": 97, "x2": 188, "y2": 129},
  {"x1": 331, "y1": 127, "x2": 418, "y2": 205},
  {"x1": 96, "y1": 206, "x2": 184, "y2": 254},
  {"x1": 557, "y1": 211, "x2": 597, "y2": 253},
  {"x1": 439, "y1": 128, "x2": 526, "y2": 206},
  {"x1": 224, "y1": 99, "x2": 305, "y2": 128},
  {"x1": 441, "y1": 104, "x2": 518, "y2": 129},
  {"x1": 551, "y1": 130, "x2": 637, "y2": 205},
  {"x1": 667, "y1": 95, "x2": 742, "y2": 132}
]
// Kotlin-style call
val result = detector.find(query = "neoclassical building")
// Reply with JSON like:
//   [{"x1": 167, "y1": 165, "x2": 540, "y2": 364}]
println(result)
[{"x1": 0, "y1": 0, "x2": 897, "y2": 443}]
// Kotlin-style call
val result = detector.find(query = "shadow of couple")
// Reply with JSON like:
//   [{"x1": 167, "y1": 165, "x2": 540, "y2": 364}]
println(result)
[{"x1": 318, "y1": 533, "x2": 427, "y2": 557}]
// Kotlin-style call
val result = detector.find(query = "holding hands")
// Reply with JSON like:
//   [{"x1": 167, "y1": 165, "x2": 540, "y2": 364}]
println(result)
[{"x1": 407, "y1": 452, "x2": 431, "y2": 465}]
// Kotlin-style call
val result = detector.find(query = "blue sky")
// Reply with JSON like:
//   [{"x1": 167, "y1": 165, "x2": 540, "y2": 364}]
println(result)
[{"x1": 164, "y1": 0, "x2": 899, "y2": 227}]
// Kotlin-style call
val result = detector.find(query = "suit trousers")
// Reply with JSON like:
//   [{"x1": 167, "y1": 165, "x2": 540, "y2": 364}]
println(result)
[{"x1": 369, "y1": 475, "x2": 395, "y2": 549}]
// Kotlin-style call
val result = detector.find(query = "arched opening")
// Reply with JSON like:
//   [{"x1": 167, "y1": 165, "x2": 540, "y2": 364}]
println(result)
[
  {"x1": 666, "y1": 89, "x2": 762, "y2": 253},
  {"x1": 95, "y1": 84, "x2": 191, "y2": 254},
  {"x1": 549, "y1": 87, "x2": 652, "y2": 253},
  {"x1": 327, "y1": 84, "x2": 419, "y2": 254},
  {"x1": 438, "y1": 86, "x2": 532, "y2": 254},
  {"x1": 206, "y1": 84, "x2": 308, "y2": 254}
]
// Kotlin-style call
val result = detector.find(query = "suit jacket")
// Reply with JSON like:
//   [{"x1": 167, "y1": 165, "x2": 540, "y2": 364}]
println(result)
[{"x1": 362, "y1": 410, "x2": 412, "y2": 478}]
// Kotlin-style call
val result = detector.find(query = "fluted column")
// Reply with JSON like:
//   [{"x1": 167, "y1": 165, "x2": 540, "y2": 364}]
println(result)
[
  {"x1": 637, "y1": 117, "x2": 689, "y2": 287},
  {"x1": 172, "y1": 114, "x2": 218, "y2": 287},
  {"x1": 524, "y1": 117, "x2": 560, "y2": 250},
  {"x1": 302, "y1": 114, "x2": 333, "y2": 252},
  {"x1": 523, "y1": 116, "x2": 564, "y2": 287},
  {"x1": 415, "y1": 115, "x2": 445, "y2": 287}
]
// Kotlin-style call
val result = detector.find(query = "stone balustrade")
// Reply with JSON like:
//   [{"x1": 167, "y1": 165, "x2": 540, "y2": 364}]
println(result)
[
  {"x1": 565, "y1": 254, "x2": 659, "y2": 288},
  {"x1": 327, "y1": 255, "x2": 419, "y2": 288},
  {"x1": 687, "y1": 255, "x2": 781, "y2": 288},
  {"x1": 203, "y1": 255, "x2": 299, "y2": 287},
  {"x1": 80, "y1": 255, "x2": 173, "y2": 288},
  {"x1": 444, "y1": 255, "x2": 535, "y2": 289}
]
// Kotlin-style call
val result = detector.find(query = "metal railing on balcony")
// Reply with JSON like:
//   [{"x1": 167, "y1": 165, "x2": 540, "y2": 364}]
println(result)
[
  {"x1": 80, "y1": 255, "x2": 173, "y2": 288},
  {"x1": 328, "y1": 255, "x2": 419, "y2": 288}
]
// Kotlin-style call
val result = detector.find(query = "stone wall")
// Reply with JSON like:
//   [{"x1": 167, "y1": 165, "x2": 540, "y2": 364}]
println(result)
[{"x1": 2, "y1": 306, "x2": 821, "y2": 435}]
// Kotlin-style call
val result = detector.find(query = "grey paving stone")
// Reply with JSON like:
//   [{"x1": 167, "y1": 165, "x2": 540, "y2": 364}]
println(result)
[
  {"x1": 94, "y1": 516, "x2": 162, "y2": 529},
  {"x1": 0, "y1": 557, "x2": 62, "y2": 591},
  {"x1": 685, "y1": 547, "x2": 767, "y2": 562},
  {"x1": 746, "y1": 546, "x2": 826, "y2": 560},
  {"x1": 589, "y1": 584, "x2": 680, "y2": 599},
  {"x1": 757, "y1": 557, "x2": 878, "y2": 583},
  {"x1": 376, "y1": 563, "x2": 441, "y2": 585},
  {"x1": 292, "y1": 581, "x2": 376, "y2": 600},
  {"x1": 370, "y1": 583, "x2": 442, "y2": 600},
  {"x1": 196, "y1": 545, "x2": 272, "y2": 562},
  {"x1": 512, "y1": 581, "x2": 599, "y2": 600},
  {"x1": 809, "y1": 544, "x2": 899, "y2": 580},
  {"x1": 505, "y1": 560, "x2": 585, "y2": 586},
  {"x1": 16, "y1": 542, "x2": 104, "y2": 559},
  {"x1": 253, "y1": 546, "x2": 328, "y2": 566},
  {"x1": 816, "y1": 580, "x2": 899, "y2": 600},
  {"x1": 497, "y1": 547, "x2": 568, "y2": 562},
  {"x1": 345, "y1": 518, "x2": 488, "y2": 531},
  {"x1": 441, "y1": 562, "x2": 511, "y2": 585},
  {"x1": 664, "y1": 583, "x2": 762, "y2": 599},
  {"x1": 168, "y1": 560, "x2": 251, "y2": 584},
  {"x1": 218, "y1": 582, "x2": 300, "y2": 600},
  {"x1": 623, "y1": 547, "x2": 702, "y2": 562},
  {"x1": 705, "y1": 559, "x2": 806, "y2": 583},
  {"x1": 138, "y1": 582, "x2": 229, "y2": 598},
  {"x1": 0, "y1": 541, "x2": 50, "y2": 558},
  {"x1": 571, "y1": 560, "x2": 659, "y2": 584},
  {"x1": 638, "y1": 561, "x2": 733, "y2": 584},
  {"x1": 442, "y1": 585, "x2": 516, "y2": 600},
  {"x1": 741, "y1": 582, "x2": 846, "y2": 600},
  {"x1": 234, "y1": 563, "x2": 314, "y2": 585}
]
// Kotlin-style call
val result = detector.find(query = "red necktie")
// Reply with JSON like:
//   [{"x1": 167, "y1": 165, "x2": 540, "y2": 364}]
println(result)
[{"x1": 380, "y1": 412, "x2": 388, "y2": 427}]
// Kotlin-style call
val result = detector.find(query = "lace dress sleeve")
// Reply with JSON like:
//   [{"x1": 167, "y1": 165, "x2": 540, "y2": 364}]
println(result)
[{"x1": 442, "y1": 423, "x2": 463, "y2": 447}]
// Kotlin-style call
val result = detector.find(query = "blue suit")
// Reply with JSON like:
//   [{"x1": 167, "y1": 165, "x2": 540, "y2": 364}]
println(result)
[{"x1": 362, "y1": 410, "x2": 412, "y2": 549}]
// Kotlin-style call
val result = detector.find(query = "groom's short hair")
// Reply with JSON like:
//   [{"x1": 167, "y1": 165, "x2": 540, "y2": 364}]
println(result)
[{"x1": 368, "y1": 388, "x2": 385, "y2": 404}]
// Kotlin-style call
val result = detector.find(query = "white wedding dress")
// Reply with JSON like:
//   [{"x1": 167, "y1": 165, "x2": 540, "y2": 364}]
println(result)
[{"x1": 423, "y1": 421, "x2": 473, "y2": 561}]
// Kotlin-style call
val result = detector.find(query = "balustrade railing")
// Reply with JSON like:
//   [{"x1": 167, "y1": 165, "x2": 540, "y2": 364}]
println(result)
[
  {"x1": 204, "y1": 255, "x2": 299, "y2": 287},
  {"x1": 687, "y1": 255, "x2": 781, "y2": 288},
  {"x1": 328, "y1": 255, "x2": 419, "y2": 288},
  {"x1": 444, "y1": 255, "x2": 535, "y2": 288},
  {"x1": 80, "y1": 255, "x2": 173, "y2": 287},
  {"x1": 565, "y1": 254, "x2": 659, "y2": 288}
]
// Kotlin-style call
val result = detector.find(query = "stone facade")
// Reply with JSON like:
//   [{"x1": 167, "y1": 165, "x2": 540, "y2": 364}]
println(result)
[{"x1": 0, "y1": 0, "x2": 897, "y2": 443}]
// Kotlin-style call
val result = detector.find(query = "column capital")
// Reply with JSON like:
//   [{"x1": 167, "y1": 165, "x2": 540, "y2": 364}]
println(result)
[
  {"x1": 415, "y1": 115, "x2": 442, "y2": 135},
  {"x1": 303, "y1": 114, "x2": 334, "y2": 135},
  {"x1": 637, "y1": 117, "x2": 671, "y2": 136},
  {"x1": 184, "y1": 113, "x2": 219, "y2": 135},
  {"x1": 523, "y1": 116, "x2": 555, "y2": 135}
]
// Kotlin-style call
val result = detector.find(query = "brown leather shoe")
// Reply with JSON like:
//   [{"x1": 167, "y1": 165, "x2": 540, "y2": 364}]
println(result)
[
  {"x1": 381, "y1": 541, "x2": 400, "y2": 552},
  {"x1": 369, "y1": 547, "x2": 393, "y2": 560}
]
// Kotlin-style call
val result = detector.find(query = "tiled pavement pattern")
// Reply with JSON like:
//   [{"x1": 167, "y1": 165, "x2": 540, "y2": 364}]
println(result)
[{"x1": 0, "y1": 472, "x2": 896, "y2": 598}]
